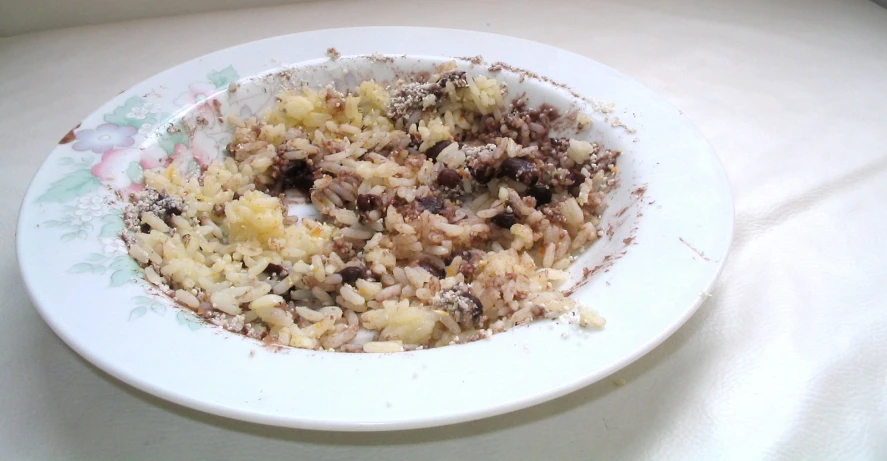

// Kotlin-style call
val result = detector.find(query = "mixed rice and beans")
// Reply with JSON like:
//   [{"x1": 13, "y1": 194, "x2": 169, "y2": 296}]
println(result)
[{"x1": 123, "y1": 61, "x2": 618, "y2": 353}]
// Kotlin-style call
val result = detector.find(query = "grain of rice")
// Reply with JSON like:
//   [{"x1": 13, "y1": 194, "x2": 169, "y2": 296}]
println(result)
[{"x1": 363, "y1": 341, "x2": 404, "y2": 353}]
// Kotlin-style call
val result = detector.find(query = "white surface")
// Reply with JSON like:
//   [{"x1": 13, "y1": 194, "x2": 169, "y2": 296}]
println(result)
[
  {"x1": 16, "y1": 28, "x2": 733, "y2": 430},
  {"x1": 0, "y1": 0, "x2": 314, "y2": 37},
  {"x1": 2, "y1": 0, "x2": 886, "y2": 458}
]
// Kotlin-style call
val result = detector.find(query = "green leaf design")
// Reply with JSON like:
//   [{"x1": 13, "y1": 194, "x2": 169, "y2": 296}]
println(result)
[
  {"x1": 86, "y1": 253, "x2": 107, "y2": 262},
  {"x1": 125, "y1": 161, "x2": 144, "y2": 184},
  {"x1": 104, "y1": 96, "x2": 157, "y2": 129},
  {"x1": 43, "y1": 220, "x2": 61, "y2": 227},
  {"x1": 61, "y1": 232, "x2": 77, "y2": 242},
  {"x1": 37, "y1": 169, "x2": 100, "y2": 203},
  {"x1": 91, "y1": 265, "x2": 107, "y2": 275},
  {"x1": 102, "y1": 213, "x2": 122, "y2": 223},
  {"x1": 109, "y1": 256, "x2": 139, "y2": 271},
  {"x1": 176, "y1": 311, "x2": 202, "y2": 330},
  {"x1": 208, "y1": 65, "x2": 239, "y2": 89},
  {"x1": 157, "y1": 128, "x2": 189, "y2": 155},
  {"x1": 70, "y1": 263, "x2": 94, "y2": 273},
  {"x1": 110, "y1": 268, "x2": 139, "y2": 287},
  {"x1": 132, "y1": 296, "x2": 153, "y2": 306},
  {"x1": 129, "y1": 306, "x2": 147, "y2": 320},
  {"x1": 58, "y1": 157, "x2": 75, "y2": 166},
  {"x1": 149, "y1": 302, "x2": 166, "y2": 315},
  {"x1": 99, "y1": 221, "x2": 124, "y2": 238},
  {"x1": 76, "y1": 230, "x2": 88, "y2": 239}
]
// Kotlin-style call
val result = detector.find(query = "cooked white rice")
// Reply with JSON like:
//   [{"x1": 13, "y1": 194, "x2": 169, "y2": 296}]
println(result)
[{"x1": 123, "y1": 61, "x2": 618, "y2": 352}]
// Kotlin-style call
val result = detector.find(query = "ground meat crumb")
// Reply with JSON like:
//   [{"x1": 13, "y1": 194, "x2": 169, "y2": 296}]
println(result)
[
  {"x1": 432, "y1": 284, "x2": 485, "y2": 328},
  {"x1": 437, "y1": 70, "x2": 468, "y2": 89},
  {"x1": 327, "y1": 47, "x2": 341, "y2": 60},
  {"x1": 387, "y1": 81, "x2": 439, "y2": 120},
  {"x1": 124, "y1": 188, "x2": 186, "y2": 232},
  {"x1": 387, "y1": 71, "x2": 468, "y2": 121},
  {"x1": 463, "y1": 143, "x2": 499, "y2": 175}
]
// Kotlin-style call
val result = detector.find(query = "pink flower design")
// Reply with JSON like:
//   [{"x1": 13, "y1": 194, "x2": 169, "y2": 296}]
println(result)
[
  {"x1": 170, "y1": 131, "x2": 223, "y2": 172},
  {"x1": 91, "y1": 145, "x2": 169, "y2": 193},
  {"x1": 174, "y1": 82, "x2": 218, "y2": 108}
]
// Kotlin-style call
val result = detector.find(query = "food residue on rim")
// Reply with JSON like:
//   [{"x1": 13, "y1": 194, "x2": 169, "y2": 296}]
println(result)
[
  {"x1": 562, "y1": 183, "x2": 648, "y2": 295},
  {"x1": 679, "y1": 237, "x2": 710, "y2": 262},
  {"x1": 454, "y1": 55, "x2": 484, "y2": 65},
  {"x1": 369, "y1": 52, "x2": 394, "y2": 63},
  {"x1": 58, "y1": 122, "x2": 81, "y2": 144},
  {"x1": 610, "y1": 117, "x2": 637, "y2": 135},
  {"x1": 562, "y1": 252, "x2": 623, "y2": 296},
  {"x1": 327, "y1": 47, "x2": 341, "y2": 60},
  {"x1": 453, "y1": 56, "x2": 625, "y2": 129}
]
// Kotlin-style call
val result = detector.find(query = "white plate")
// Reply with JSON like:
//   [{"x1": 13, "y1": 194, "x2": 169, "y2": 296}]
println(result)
[{"x1": 16, "y1": 27, "x2": 733, "y2": 431}]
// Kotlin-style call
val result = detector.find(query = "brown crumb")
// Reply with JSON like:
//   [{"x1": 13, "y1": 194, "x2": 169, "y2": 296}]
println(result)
[
  {"x1": 679, "y1": 237, "x2": 710, "y2": 261},
  {"x1": 59, "y1": 122, "x2": 81, "y2": 144},
  {"x1": 455, "y1": 55, "x2": 483, "y2": 65},
  {"x1": 327, "y1": 47, "x2": 341, "y2": 60},
  {"x1": 369, "y1": 53, "x2": 394, "y2": 63}
]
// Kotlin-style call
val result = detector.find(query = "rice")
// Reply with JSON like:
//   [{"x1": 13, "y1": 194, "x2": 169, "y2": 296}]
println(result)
[{"x1": 121, "y1": 62, "x2": 619, "y2": 352}]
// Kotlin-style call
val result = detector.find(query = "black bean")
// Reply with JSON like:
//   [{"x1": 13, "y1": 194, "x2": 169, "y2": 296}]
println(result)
[
  {"x1": 526, "y1": 184, "x2": 552, "y2": 207},
  {"x1": 281, "y1": 161, "x2": 315, "y2": 193},
  {"x1": 263, "y1": 263, "x2": 288, "y2": 278},
  {"x1": 418, "y1": 261, "x2": 445, "y2": 279},
  {"x1": 424, "y1": 140, "x2": 452, "y2": 160},
  {"x1": 471, "y1": 166, "x2": 495, "y2": 184},
  {"x1": 437, "y1": 168, "x2": 462, "y2": 188},
  {"x1": 139, "y1": 223, "x2": 151, "y2": 234},
  {"x1": 499, "y1": 157, "x2": 540, "y2": 185},
  {"x1": 338, "y1": 266, "x2": 366, "y2": 286},
  {"x1": 463, "y1": 293, "x2": 484, "y2": 322},
  {"x1": 417, "y1": 196, "x2": 444, "y2": 215},
  {"x1": 357, "y1": 194, "x2": 381, "y2": 212},
  {"x1": 491, "y1": 212, "x2": 518, "y2": 229},
  {"x1": 566, "y1": 170, "x2": 586, "y2": 197}
]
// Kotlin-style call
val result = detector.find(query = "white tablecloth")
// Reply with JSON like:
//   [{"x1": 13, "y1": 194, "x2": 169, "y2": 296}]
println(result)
[{"x1": 2, "y1": 0, "x2": 886, "y2": 458}]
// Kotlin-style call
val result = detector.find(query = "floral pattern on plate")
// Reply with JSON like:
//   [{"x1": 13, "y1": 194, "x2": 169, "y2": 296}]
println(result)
[{"x1": 36, "y1": 65, "x2": 249, "y2": 327}]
